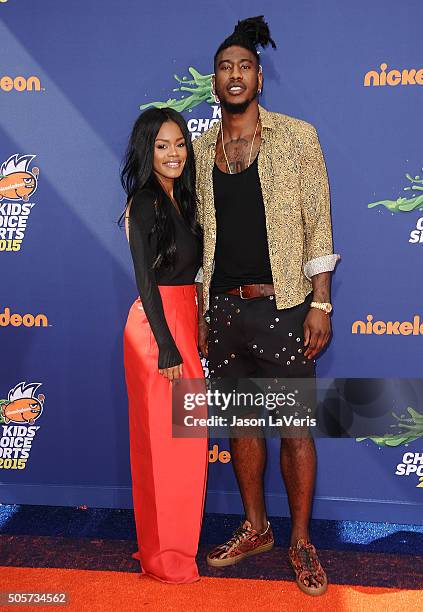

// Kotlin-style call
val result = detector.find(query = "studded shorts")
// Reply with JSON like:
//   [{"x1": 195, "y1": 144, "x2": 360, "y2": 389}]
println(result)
[{"x1": 207, "y1": 292, "x2": 315, "y2": 379}]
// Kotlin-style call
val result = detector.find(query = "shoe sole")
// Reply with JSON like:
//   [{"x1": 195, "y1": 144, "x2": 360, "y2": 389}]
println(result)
[
  {"x1": 295, "y1": 576, "x2": 328, "y2": 597},
  {"x1": 289, "y1": 558, "x2": 328, "y2": 596},
  {"x1": 206, "y1": 540, "x2": 274, "y2": 568}
]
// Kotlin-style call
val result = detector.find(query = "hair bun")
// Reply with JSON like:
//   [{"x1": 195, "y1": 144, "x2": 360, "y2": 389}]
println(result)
[{"x1": 233, "y1": 15, "x2": 277, "y2": 50}]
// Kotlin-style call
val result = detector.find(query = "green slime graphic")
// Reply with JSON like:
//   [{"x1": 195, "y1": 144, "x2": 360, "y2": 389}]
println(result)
[
  {"x1": 357, "y1": 406, "x2": 423, "y2": 446},
  {"x1": 140, "y1": 68, "x2": 214, "y2": 113},
  {"x1": 368, "y1": 170, "x2": 423, "y2": 213},
  {"x1": 0, "y1": 399, "x2": 8, "y2": 424}
]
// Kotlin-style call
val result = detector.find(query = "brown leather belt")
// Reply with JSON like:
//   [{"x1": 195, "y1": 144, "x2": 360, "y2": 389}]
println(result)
[{"x1": 224, "y1": 283, "x2": 275, "y2": 300}]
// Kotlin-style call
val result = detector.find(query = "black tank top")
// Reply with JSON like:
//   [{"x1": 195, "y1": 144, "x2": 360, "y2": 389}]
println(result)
[{"x1": 210, "y1": 154, "x2": 273, "y2": 292}]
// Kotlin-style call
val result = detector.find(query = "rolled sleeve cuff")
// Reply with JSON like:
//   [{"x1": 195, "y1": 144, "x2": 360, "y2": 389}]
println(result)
[
  {"x1": 304, "y1": 254, "x2": 340, "y2": 280},
  {"x1": 195, "y1": 267, "x2": 203, "y2": 283}
]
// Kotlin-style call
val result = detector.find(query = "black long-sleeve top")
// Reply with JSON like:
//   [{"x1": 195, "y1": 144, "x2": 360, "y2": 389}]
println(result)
[{"x1": 128, "y1": 188, "x2": 201, "y2": 369}]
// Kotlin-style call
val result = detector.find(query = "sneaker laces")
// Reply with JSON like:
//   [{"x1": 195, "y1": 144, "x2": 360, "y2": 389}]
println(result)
[
  {"x1": 222, "y1": 520, "x2": 270, "y2": 553},
  {"x1": 298, "y1": 543, "x2": 315, "y2": 573},
  {"x1": 295, "y1": 540, "x2": 322, "y2": 580},
  {"x1": 222, "y1": 523, "x2": 252, "y2": 552}
]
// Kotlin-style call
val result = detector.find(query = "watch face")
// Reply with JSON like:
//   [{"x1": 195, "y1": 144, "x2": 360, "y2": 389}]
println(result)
[{"x1": 325, "y1": 304, "x2": 333, "y2": 314}]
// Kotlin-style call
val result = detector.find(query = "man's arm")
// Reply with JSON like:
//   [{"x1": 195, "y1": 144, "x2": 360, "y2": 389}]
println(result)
[
  {"x1": 300, "y1": 124, "x2": 339, "y2": 271},
  {"x1": 303, "y1": 272, "x2": 331, "y2": 360},
  {"x1": 193, "y1": 139, "x2": 209, "y2": 355},
  {"x1": 299, "y1": 124, "x2": 339, "y2": 359},
  {"x1": 195, "y1": 276, "x2": 208, "y2": 357}
]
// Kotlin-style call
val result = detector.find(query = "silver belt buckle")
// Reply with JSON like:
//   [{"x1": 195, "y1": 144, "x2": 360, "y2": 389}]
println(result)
[{"x1": 239, "y1": 285, "x2": 247, "y2": 299}]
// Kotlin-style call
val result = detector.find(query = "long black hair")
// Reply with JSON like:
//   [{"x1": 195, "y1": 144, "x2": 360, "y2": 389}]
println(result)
[
  {"x1": 119, "y1": 107, "x2": 202, "y2": 271},
  {"x1": 214, "y1": 15, "x2": 276, "y2": 69}
]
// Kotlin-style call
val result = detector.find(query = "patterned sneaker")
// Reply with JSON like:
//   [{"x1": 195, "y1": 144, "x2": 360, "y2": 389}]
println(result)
[
  {"x1": 288, "y1": 538, "x2": 328, "y2": 596},
  {"x1": 206, "y1": 520, "x2": 274, "y2": 568}
]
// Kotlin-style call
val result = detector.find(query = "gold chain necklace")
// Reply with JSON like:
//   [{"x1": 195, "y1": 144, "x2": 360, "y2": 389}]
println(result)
[{"x1": 220, "y1": 117, "x2": 260, "y2": 175}]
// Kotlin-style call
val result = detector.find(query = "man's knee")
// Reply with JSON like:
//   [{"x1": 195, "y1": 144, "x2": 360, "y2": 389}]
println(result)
[
  {"x1": 281, "y1": 436, "x2": 315, "y2": 453},
  {"x1": 230, "y1": 436, "x2": 265, "y2": 450}
]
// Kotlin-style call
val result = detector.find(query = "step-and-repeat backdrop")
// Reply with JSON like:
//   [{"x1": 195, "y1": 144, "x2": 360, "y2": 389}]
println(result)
[{"x1": 1, "y1": 0, "x2": 422, "y2": 524}]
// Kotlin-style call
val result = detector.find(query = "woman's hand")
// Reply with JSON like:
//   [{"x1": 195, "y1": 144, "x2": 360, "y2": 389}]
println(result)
[{"x1": 158, "y1": 363, "x2": 183, "y2": 381}]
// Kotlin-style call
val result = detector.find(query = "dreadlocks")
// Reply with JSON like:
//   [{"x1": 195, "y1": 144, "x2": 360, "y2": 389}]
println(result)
[{"x1": 214, "y1": 15, "x2": 277, "y2": 69}]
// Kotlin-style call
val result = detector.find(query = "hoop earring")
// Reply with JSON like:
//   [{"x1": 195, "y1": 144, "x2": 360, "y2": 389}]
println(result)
[{"x1": 212, "y1": 90, "x2": 220, "y2": 103}]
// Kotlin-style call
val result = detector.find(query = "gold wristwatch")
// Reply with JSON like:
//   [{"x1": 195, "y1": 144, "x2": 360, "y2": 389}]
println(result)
[{"x1": 310, "y1": 301, "x2": 333, "y2": 314}]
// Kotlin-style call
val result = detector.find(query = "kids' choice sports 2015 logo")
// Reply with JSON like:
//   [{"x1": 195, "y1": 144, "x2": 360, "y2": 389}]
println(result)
[
  {"x1": 0, "y1": 154, "x2": 39, "y2": 252},
  {"x1": 395, "y1": 452, "x2": 423, "y2": 488},
  {"x1": 0, "y1": 382, "x2": 45, "y2": 471},
  {"x1": 367, "y1": 164, "x2": 423, "y2": 244},
  {"x1": 139, "y1": 66, "x2": 221, "y2": 140},
  {"x1": 357, "y1": 406, "x2": 423, "y2": 488}
]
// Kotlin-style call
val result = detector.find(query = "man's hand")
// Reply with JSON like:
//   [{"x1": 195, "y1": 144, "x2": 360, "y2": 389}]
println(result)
[
  {"x1": 303, "y1": 308, "x2": 331, "y2": 360},
  {"x1": 198, "y1": 316, "x2": 209, "y2": 357},
  {"x1": 195, "y1": 282, "x2": 209, "y2": 357}
]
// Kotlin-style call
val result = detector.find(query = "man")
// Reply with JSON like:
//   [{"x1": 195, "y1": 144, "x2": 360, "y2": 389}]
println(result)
[{"x1": 193, "y1": 16, "x2": 339, "y2": 596}]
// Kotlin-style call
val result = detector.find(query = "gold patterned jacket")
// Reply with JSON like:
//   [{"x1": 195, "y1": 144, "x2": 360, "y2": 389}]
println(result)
[{"x1": 193, "y1": 105, "x2": 339, "y2": 314}]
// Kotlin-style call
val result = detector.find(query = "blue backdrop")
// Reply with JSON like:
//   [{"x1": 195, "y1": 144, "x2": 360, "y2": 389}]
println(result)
[{"x1": 1, "y1": 0, "x2": 422, "y2": 524}]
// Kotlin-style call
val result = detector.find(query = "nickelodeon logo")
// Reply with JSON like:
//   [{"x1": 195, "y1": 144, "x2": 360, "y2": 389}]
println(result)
[
  {"x1": 0, "y1": 308, "x2": 48, "y2": 328},
  {"x1": 0, "y1": 76, "x2": 43, "y2": 92},
  {"x1": 364, "y1": 63, "x2": 423, "y2": 87},
  {"x1": 352, "y1": 315, "x2": 423, "y2": 336},
  {"x1": 208, "y1": 444, "x2": 231, "y2": 463}
]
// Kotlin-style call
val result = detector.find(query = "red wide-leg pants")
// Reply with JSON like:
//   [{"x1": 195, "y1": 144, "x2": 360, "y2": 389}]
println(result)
[{"x1": 124, "y1": 285, "x2": 208, "y2": 584}]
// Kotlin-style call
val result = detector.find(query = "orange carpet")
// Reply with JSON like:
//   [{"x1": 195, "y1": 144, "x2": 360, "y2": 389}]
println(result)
[{"x1": 1, "y1": 567, "x2": 422, "y2": 612}]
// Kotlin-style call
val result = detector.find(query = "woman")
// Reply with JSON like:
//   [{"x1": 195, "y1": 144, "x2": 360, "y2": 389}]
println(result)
[{"x1": 121, "y1": 108, "x2": 208, "y2": 584}]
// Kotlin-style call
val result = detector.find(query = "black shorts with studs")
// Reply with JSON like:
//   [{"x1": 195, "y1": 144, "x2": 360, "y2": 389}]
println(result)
[{"x1": 207, "y1": 291, "x2": 315, "y2": 379}]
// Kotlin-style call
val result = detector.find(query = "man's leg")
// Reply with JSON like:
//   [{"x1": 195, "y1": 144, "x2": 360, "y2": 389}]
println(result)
[
  {"x1": 280, "y1": 437, "x2": 316, "y2": 545},
  {"x1": 283, "y1": 434, "x2": 327, "y2": 595},
  {"x1": 206, "y1": 294, "x2": 274, "y2": 567},
  {"x1": 251, "y1": 293, "x2": 327, "y2": 595},
  {"x1": 230, "y1": 436, "x2": 268, "y2": 532},
  {"x1": 251, "y1": 293, "x2": 317, "y2": 544},
  {"x1": 208, "y1": 294, "x2": 268, "y2": 531}
]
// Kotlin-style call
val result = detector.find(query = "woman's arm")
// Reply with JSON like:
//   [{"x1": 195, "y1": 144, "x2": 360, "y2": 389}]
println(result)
[{"x1": 128, "y1": 190, "x2": 183, "y2": 370}]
